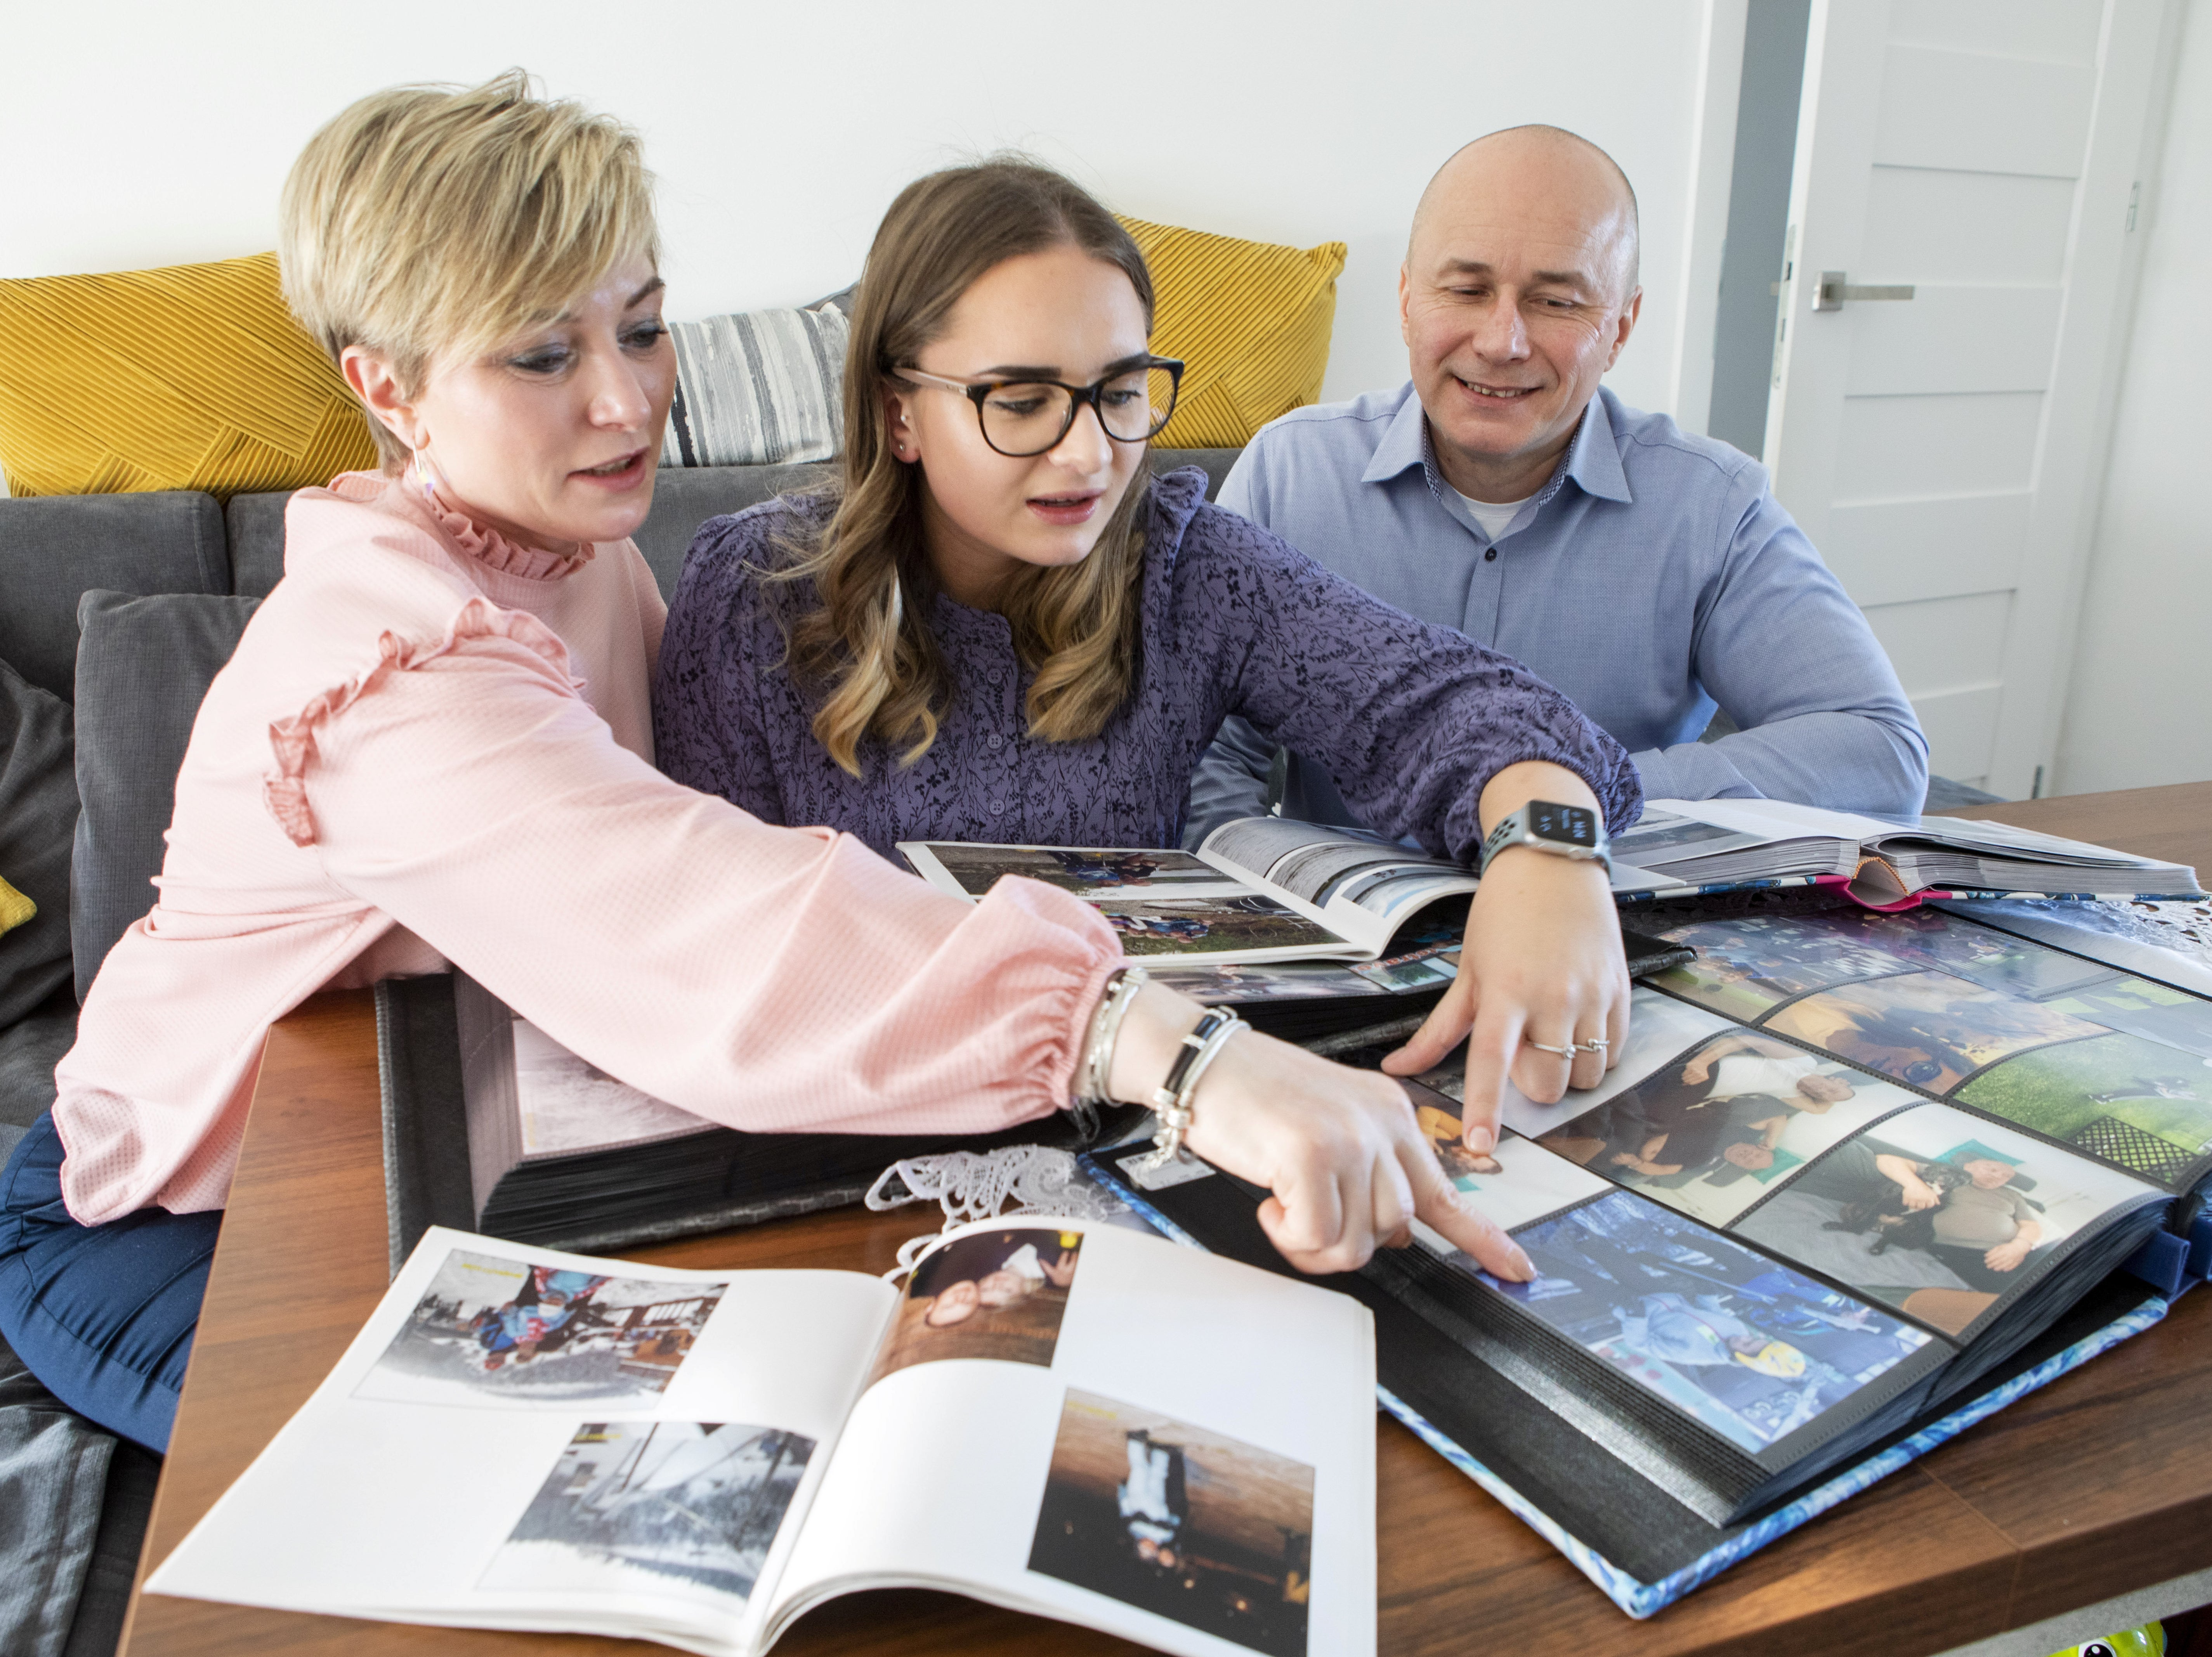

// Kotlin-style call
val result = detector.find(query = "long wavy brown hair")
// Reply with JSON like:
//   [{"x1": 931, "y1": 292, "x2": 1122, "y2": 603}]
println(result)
[{"x1": 770, "y1": 159, "x2": 1156, "y2": 775}]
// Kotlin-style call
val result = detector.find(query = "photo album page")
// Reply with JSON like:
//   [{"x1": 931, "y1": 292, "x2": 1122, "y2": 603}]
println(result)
[{"x1": 145, "y1": 1221, "x2": 1376, "y2": 1657}]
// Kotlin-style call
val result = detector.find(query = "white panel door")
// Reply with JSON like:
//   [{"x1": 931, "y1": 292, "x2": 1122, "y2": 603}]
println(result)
[{"x1": 1763, "y1": 0, "x2": 2166, "y2": 794}]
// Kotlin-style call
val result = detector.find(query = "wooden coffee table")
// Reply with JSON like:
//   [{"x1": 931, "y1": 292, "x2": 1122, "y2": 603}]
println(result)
[{"x1": 118, "y1": 785, "x2": 2212, "y2": 1657}]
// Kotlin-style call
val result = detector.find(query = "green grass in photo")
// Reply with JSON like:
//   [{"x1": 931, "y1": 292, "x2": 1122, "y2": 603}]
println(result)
[{"x1": 1955, "y1": 1032, "x2": 2212, "y2": 1156}]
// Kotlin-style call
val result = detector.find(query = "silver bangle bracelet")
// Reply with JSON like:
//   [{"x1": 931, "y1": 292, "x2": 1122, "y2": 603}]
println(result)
[
  {"x1": 1131, "y1": 1007, "x2": 1247, "y2": 1172},
  {"x1": 1076, "y1": 965, "x2": 1150, "y2": 1106}
]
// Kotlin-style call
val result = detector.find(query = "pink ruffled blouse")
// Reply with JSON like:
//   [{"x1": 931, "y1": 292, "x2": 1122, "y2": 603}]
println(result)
[{"x1": 52, "y1": 471, "x2": 1122, "y2": 1224}]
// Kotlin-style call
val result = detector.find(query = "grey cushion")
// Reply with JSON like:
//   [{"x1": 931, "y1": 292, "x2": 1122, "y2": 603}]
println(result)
[
  {"x1": 0, "y1": 659, "x2": 77, "y2": 1027},
  {"x1": 223, "y1": 489, "x2": 291, "y2": 599},
  {"x1": 632, "y1": 463, "x2": 836, "y2": 598},
  {"x1": 0, "y1": 987, "x2": 75, "y2": 1133},
  {"x1": 1154, "y1": 447, "x2": 1240, "y2": 504},
  {"x1": 0, "y1": 1328, "x2": 117, "y2": 1657},
  {"x1": 0, "y1": 494, "x2": 227, "y2": 702},
  {"x1": 70, "y1": 591, "x2": 260, "y2": 1002}
]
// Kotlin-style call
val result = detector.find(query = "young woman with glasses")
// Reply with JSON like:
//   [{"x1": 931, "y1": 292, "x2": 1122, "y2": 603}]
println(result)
[{"x1": 654, "y1": 159, "x2": 1646, "y2": 1175}]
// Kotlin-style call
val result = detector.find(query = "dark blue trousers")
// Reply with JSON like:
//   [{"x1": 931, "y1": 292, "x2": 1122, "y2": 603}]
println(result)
[{"x1": 0, "y1": 1113, "x2": 218, "y2": 1452}]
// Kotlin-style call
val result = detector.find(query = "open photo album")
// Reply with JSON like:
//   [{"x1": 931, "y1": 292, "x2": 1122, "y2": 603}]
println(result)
[
  {"x1": 1087, "y1": 899, "x2": 2209, "y2": 1613},
  {"x1": 375, "y1": 973, "x2": 1144, "y2": 1264},
  {"x1": 144, "y1": 1220, "x2": 1377, "y2": 1657}
]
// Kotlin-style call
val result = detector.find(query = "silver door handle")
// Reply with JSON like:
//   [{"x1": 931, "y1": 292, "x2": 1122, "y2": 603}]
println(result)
[{"x1": 1814, "y1": 272, "x2": 1914, "y2": 311}]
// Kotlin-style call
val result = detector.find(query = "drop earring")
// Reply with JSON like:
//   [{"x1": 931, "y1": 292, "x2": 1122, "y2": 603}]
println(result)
[{"x1": 411, "y1": 438, "x2": 440, "y2": 506}]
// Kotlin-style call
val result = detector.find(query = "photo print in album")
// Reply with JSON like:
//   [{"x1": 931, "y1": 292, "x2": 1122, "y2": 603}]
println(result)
[
  {"x1": 1734, "y1": 1102, "x2": 2158, "y2": 1336},
  {"x1": 871, "y1": 1227, "x2": 1084, "y2": 1382},
  {"x1": 1477, "y1": 1190, "x2": 1934, "y2": 1454},
  {"x1": 1093, "y1": 894, "x2": 1339, "y2": 956},
  {"x1": 481, "y1": 1421, "x2": 814, "y2": 1605},
  {"x1": 1533, "y1": 1030, "x2": 1916, "y2": 1225},
  {"x1": 918, "y1": 844, "x2": 1230, "y2": 899},
  {"x1": 1029, "y1": 1388, "x2": 1314, "y2": 1657},
  {"x1": 356, "y1": 1250, "x2": 727, "y2": 1407}
]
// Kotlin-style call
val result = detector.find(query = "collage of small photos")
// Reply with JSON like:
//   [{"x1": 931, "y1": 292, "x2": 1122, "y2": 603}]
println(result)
[
  {"x1": 1397, "y1": 902, "x2": 2204, "y2": 1458},
  {"x1": 360, "y1": 1248, "x2": 807, "y2": 1606},
  {"x1": 874, "y1": 1227, "x2": 1316, "y2": 1657}
]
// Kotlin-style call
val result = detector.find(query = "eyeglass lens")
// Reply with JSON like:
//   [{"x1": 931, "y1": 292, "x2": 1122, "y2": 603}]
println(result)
[{"x1": 978, "y1": 365, "x2": 1178, "y2": 455}]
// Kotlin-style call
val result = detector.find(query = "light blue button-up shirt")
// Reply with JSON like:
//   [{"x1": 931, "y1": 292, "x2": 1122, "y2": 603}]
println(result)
[{"x1": 1187, "y1": 382, "x2": 1927, "y2": 843}]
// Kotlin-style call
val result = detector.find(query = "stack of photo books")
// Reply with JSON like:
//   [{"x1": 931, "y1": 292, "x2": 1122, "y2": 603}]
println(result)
[
  {"x1": 1086, "y1": 896, "x2": 2212, "y2": 1615},
  {"x1": 145, "y1": 1218, "x2": 1377, "y2": 1657}
]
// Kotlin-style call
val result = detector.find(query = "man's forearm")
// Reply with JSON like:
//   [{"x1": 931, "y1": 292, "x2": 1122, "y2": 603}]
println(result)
[{"x1": 1634, "y1": 709, "x2": 1929, "y2": 814}]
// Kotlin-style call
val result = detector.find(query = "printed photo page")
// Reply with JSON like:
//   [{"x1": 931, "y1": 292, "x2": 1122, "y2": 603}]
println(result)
[
  {"x1": 145, "y1": 1229, "x2": 891, "y2": 1655},
  {"x1": 767, "y1": 1220, "x2": 1376, "y2": 1657}
]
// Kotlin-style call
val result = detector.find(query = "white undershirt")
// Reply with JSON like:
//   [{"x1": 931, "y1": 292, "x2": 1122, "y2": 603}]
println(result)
[{"x1": 1452, "y1": 485, "x2": 1532, "y2": 542}]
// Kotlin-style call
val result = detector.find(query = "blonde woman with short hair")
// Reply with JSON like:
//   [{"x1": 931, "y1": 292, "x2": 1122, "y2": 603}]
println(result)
[{"x1": 2, "y1": 78, "x2": 1536, "y2": 1452}]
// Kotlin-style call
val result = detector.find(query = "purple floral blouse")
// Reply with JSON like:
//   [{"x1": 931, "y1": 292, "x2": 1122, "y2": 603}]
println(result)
[{"x1": 652, "y1": 467, "x2": 1641, "y2": 861}]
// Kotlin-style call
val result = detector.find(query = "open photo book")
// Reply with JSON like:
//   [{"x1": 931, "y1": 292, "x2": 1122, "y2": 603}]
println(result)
[
  {"x1": 895, "y1": 831, "x2": 1693, "y2": 1041},
  {"x1": 144, "y1": 1219, "x2": 1376, "y2": 1657},
  {"x1": 1613, "y1": 798, "x2": 2203, "y2": 905},
  {"x1": 899, "y1": 821, "x2": 1492, "y2": 966},
  {"x1": 1086, "y1": 899, "x2": 2209, "y2": 1614}
]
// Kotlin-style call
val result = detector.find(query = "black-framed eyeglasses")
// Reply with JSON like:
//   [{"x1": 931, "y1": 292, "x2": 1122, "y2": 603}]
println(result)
[{"x1": 892, "y1": 357, "x2": 1185, "y2": 457}]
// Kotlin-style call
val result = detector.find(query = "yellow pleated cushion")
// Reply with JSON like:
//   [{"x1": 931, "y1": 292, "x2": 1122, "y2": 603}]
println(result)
[
  {"x1": 0, "y1": 251, "x2": 376, "y2": 499},
  {"x1": 1119, "y1": 217, "x2": 1347, "y2": 449},
  {"x1": 0, "y1": 875, "x2": 33, "y2": 939}
]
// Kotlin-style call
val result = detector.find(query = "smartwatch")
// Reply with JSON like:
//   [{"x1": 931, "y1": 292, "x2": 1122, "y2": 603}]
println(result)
[{"x1": 1478, "y1": 800, "x2": 1611, "y2": 877}]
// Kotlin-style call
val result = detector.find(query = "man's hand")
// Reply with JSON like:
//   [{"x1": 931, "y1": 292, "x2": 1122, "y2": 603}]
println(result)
[
  {"x1": 1382, "y1": 762, "x2": 1630, "y2": 1158},
  {"x1": 1983, "y1": 1237, "x2": 2032, "y2": 1272}
]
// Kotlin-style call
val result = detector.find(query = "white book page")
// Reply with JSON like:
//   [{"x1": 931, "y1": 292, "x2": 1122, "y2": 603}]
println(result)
[
  {"x1": 1643, "y1": 796, "x2": 1895, "y2": 846},
  {"x1": 511, "y1": 1019, "x2": 716, "y2": 1157},
  {"x1": 146, "y1": 1228, "x2": 895, "y2": 1657},
  {"x1": 765, "y1": 1221, "x2": 1375, "y2": 1657},
  {"x1": 1903, "y1": 813, "x2": 2172, "y2": 867}
]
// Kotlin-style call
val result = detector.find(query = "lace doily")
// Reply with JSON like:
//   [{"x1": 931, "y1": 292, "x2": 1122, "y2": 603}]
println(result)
[{"x1": 865, "y1": 1145, "x2": 1140, "y2": 1275}]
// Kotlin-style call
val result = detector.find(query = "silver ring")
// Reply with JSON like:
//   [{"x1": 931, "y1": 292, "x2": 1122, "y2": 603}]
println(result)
[
  {"x1": 1525, "y1": 1037, "x2": 1577, "y2": 1057},
  {"x1": 1578, "y1": 1038, "x2": 1610, "y2": 1054}
]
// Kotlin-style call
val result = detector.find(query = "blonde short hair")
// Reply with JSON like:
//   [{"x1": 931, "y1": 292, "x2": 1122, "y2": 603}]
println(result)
[{"x1": 278, "y1": 69, "x2": 658, "y2": 467}]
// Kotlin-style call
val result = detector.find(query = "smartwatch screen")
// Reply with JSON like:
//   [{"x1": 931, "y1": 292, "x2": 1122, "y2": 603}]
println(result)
[{"x1": 1527, "y1": 801, "x2": 1598, "y2": 848}]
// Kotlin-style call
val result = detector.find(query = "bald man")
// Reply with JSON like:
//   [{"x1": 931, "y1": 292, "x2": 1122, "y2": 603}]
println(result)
[{"x1": 1188, "y1": 127, "x2": 1926, "y2": 843}]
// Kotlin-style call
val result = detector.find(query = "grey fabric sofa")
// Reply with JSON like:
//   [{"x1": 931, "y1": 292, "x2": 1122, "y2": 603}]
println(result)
[{"x1": 0, "y1": 446, "x2": 1241, "y2": 1655}]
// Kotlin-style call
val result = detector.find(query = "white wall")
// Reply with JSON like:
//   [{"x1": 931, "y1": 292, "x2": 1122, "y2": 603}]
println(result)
[
  {"x1": 2053, "y1": 0, "x2": 2212, "y2": 793},
  {"x1": 0, "y1": 0, "x2": 1729, "y2": 419}
]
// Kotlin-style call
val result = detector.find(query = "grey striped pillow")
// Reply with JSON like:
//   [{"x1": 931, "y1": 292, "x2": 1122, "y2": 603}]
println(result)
[{"x1": 659, "y1": 299, "x2": 849, "y2": 468}]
